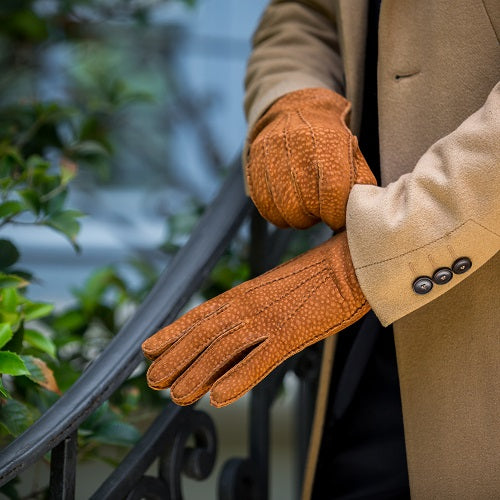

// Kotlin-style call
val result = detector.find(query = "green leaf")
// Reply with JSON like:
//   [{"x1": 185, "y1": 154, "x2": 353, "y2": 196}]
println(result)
[
  {"x1": 0, "y1": 288, "x2": 19, "y2": 313},
  {"x1": 46, "y1": 190, "x2": 68, "y2": 215},
  {"x1": 2, "y1": 322, "x2": 23, "y2": 353},
  {"x1": 70, "y1": 141, "x2": 108, "y2": 158},
  {"x1": 51, "y1": 362, "x2": 80, "y2": 392},
  {"x1": 81, "y1": 402, "x2": 140, "y2": 446},
  {"x1": 7, "y1": 9, "x2": 49, "y2": 43},
  {"x1": 73, "y1": 267, "x2": 126, "y2": 313},
  {"x1": 23, "y1": 329, "x2": 56, "y2": 358},
  {"x1": 60, "y1": 159, "x2": 78, "y2": 185},
  {"x1": 23, "y1": 302, "x2": 53, "y2": 321},
  {"x1": 51, "y1": 309, "x2": 86, "y2": 334},
  {"x1": 0, "y1": 399, "x2": 37, "y2": 437},
  {"x1": 0, "y1": 381, "x2": 11, "y2": 399},
  {"x1": 0, "y1": 201, "x2": 26, "y2": 219},
  {"x1": 21, "y1": 355, "x2": 60, "y2": 393},
  {"x1": 18, "y1": 189, "x2": 41, "y2": 215},
  {"x1": 0, "y1": 351, "x2": 29, "y2": 376},
  {"x1": 82, "y1": 401, "x2": 114, "y2": 430},
  {"x1": 0, "y1": 147, "x2": 23, "y2": 171},
  {"x1": 26, "y1": 155, "x2": 50, "y2": 172},
  {"x1": 0, "y1": 324, "x2": 13, "y2": 349},
  {"x1": 6, "y1": 269, "x2": 32, "y2": 283},
  {"x1": 0, "y1": 313, "x2": 19, "y2": 330},
  {"x1": 33, "y1": 172, "x2": 58, "y2": 196},
  {"x1": 45, "y1": 210, "x2": 83, "y2": 246},
  {"x1": 90, "y1": 420, "x2": 140, "y2": 447},
  {"x1": 0, "y1": 273, "x2": 28, "y2": 289},
  {"x1": 0, "y1": 239, "x2": 20, "y2": 270}
]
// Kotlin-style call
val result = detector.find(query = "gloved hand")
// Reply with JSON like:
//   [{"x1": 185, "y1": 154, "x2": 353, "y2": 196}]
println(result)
[
  {"x1": 245, "y1": 88, "x2": 376, "y2": 230},
  {"x1": 142, "y1": 231, "x2": 370, "y2": 408}
]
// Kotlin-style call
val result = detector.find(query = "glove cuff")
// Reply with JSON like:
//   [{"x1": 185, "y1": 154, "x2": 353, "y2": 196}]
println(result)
[{"x1": 249, "y1": 87, "x2": 350, "y2": 143}]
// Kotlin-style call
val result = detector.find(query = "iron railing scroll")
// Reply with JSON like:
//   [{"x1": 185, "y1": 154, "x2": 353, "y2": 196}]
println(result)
[{"x1": 0, "y1": 159, "x2": 321, "y2": 499}]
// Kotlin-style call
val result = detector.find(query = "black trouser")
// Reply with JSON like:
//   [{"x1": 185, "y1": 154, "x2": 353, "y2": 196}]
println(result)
[{"x1": 312, "y1": 312, "x2": 410, "y2": 499}]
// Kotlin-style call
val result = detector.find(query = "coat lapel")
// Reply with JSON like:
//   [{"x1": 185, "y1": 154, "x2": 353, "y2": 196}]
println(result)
[{"x1": 336, "y1": 0, "x2": 369, "y2": 133}]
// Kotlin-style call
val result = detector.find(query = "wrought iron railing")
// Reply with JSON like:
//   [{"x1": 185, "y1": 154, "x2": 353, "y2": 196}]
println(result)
[{"x1": 0, "y1": 161, "x2": 321, "y2": 499}]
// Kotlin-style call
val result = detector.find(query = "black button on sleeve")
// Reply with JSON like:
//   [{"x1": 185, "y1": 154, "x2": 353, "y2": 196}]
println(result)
[
  {"x1": 433, "y1": 267, "x2": 453, "y2": 285},
  {"x1": 452, "y1": 257, "x2": 472, "y2": 274},
  {"x1": 413, "y1": 277, "x2": 433, "y2": 295}
]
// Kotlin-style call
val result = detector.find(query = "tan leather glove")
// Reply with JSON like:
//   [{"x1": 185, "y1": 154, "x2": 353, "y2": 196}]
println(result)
[
  {"x1": 246, "y1": 88, "x2": 376, "y2": 230},
  {"x1": 142, "y1": 231, "x2": 370, "y2": 408}
]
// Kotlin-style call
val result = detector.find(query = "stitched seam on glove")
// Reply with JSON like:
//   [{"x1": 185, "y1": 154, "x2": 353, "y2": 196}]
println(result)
[
  {"x1": 280, "y1": 272, "x2": 329, "y2": 328},
  {"x1": 293, "y1": 109, "x2": 321, "y2": 220},
  {"x1": 323, "y1": 262, "x2": 347, "y2": 303},
  {"x1": 246, "y1": 258, "x2": 327, "y2": 292},
  {"x1": 171, "y1": 334, "x2": 267, "y2": 404},
  {"x1": 283, "y1": 113, "x2": 312, "y2": 219},
  {"x1": 212, "y1": 298, "x2": 369, "y2": 406},
  {"x1": 149, "y1": 318, "x2": 241, "y2": 385},
  {"x1": 144, "y1": 302, "x2": 229, "y2": 356},
  {"x1": 262, "y1": 135, "x2": 289, "y2": 225},
  {"x1": 163, "y1": 267, "x2": 331, "y2": 391},
  {"x1": 252, "y1": 267, "x2": 327, "y2": 317},
  {"x1": 245, "y1": 160, "x2": 257, "y2": 203}
]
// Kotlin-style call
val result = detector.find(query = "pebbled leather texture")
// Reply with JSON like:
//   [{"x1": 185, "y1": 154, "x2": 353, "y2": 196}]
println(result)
[
  {"x1": 245, "y1": 88, "x2": 377, "y2": 230},
  {"x1": 143, "y1": 231, "x2": 370, "y2": 408}
]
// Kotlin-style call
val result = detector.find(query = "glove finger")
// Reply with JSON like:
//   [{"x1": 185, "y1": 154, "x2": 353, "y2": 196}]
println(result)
[
  {"x1": 264, "y1": 117, "x2": 318, "y2": 229},
  {"x1": 146, "y1": 304, "x2": 238, "y2": 390},
  {"x1": 209, "y1": 341, "x2": 274, "y2": 407},
  {"x1": 247, "y1": 127, "x2": 288, "y2": 228},
  {"x1": 288, "y1": 110, "x2": 323, "y2": 219},
  {"x1": 317, "y1": 132, "x2": 352, "y2": 230},
  {"x1": 170, "y1": 325, "x2": 266, "y2": 406},
  {"x1": 142, "y1": 295, "x2": 228, "y2": 360}
]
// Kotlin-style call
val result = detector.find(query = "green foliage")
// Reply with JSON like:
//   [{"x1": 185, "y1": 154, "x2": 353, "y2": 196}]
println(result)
[
  {"x1": 0, "y1": 0, "x2": 238, "y2": 496},
  {"x1": 0, "y1": 139, "x2": 156, "y2": 450},
  {"x1": 0, "y1": 399, "x2": 38, "y2": 437},
  {"x1": 0, "y1": 352, "x2": 29, "y2": 377},
  {"x1": 80, "y1": 401, "x2": 140, "y2": 448},
  {"x1": 0, "y1": 148, "x2": 84, "y2": 250},
  {"x1": 0, "y1": 0, "x2": 196, "y2": 434},
  {"x1": 0, "y1": 286, "x2": 60, "y2": 436}
]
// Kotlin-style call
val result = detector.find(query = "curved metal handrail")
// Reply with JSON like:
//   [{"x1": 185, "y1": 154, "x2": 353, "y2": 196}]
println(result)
[{"x1": 0, "y1": 162, "x2": 252, "y2": 487}]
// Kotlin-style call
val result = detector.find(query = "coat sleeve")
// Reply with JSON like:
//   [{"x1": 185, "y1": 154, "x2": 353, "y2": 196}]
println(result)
[
  {"x1": 244, "y1": 2, "x2": 500, "y2": 327},
  {"x1": 244, "y1": 0, "x2": 343, "y2": 130},
  {"x1": 346, "y1": 82, "x2": 500, "y2": 326}
]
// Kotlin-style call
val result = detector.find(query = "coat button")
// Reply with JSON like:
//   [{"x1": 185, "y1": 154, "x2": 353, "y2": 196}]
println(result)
[
  {"x1": 452, "y1": 257, "x2": 472, "y2": 274},
  {"x1": 413, "y1": 276, "x2": 433, "y2": 294},
  {"x1": 432, "y1": 267, "x2": 453, "y2": 285}
]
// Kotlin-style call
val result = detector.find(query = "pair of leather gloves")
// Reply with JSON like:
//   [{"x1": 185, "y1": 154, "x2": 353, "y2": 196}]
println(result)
[{"x1": 143, "y1": 88, "x2": 376, "y2": 407}]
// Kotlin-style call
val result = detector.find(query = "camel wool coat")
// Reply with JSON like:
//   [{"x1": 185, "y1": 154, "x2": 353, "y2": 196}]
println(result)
[{"x1": 243, "y1": 1, "x2": 500, "y2": 498}]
